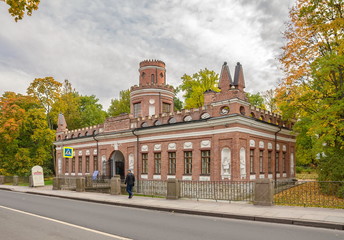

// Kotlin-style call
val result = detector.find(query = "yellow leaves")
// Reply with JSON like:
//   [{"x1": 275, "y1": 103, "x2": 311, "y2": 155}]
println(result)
[{"x1": 5, "y1": 0, "x2": 40, "y2": 22}]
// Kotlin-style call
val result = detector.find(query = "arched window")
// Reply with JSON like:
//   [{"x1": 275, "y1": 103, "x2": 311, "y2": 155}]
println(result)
[
  {"x1": 184, "y1": 115, "x2": 192, "y2": 122},
  {"x1": 71, "y1": 134, "x2": 74, "y2": 139},
  {"x1": 151, "y1": 74, "x2": 155, "y2": 83},
  {"x1": 78, "y1": 133, "x2": 81, "y2": 137},
  {"x1": 93, "y1": 130, "x2": 97, "y2": 135},
  {"x1": 250, "y1": 112, "x2": 255, "y2": 118},
  {"x1": 168, "y1": 117, "x2": 176, "y2": 124},
  {"x1": 154, "y1": 120, "x2": 161, "y2": 126},
  {"x1": 200, "y1": 112, "x2": 210, "y2": 119},
  {"x1": 141, "y1": 122, "x2": 148, "y2": 128},
  {"x1": 240, "y1": 106, "x2": 246, "y2": 115},
  {"x1": 85, "y1": 131, "x2": 88, "y2": 136},
  {"x1": 220, "y1": 106, "x2": 230, "y2": 115}
]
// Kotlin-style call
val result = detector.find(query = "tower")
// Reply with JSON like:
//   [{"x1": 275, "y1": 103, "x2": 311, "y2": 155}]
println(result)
[{"x1": 130, "y1": 60, "x2": 175, "y2": 118}]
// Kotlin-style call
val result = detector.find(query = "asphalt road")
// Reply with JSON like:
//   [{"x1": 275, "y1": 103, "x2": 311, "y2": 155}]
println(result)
[{"x1": 0, "y1": 190, "x2": 343, "y2": 240}]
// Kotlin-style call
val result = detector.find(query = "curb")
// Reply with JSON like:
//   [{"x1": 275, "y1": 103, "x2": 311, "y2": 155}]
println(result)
[{"x1": 2, "y1": 188, "x2": 344, "y2": 231}]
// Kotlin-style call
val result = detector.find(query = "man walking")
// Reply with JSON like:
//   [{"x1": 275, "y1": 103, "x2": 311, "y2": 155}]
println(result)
[{"x1": 125, "y1": 169, "x2": 135, "y2": 198}]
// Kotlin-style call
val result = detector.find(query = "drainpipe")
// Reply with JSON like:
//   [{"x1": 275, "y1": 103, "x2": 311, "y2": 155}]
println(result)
[
  {"x1": 274, "y1": 126, "x2": 282, "y2": 182},
  {"x1": 92, "y1": 133, "x2": 100, "y2": 176},
  {"x1": 132, "y1": 128, "x2": 140, "y2": 190}
]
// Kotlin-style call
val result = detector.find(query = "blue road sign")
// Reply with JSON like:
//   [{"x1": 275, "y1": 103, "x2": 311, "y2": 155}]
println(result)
[{"x1": 63, "y1": 147, "x2": 74, "y2": 158}]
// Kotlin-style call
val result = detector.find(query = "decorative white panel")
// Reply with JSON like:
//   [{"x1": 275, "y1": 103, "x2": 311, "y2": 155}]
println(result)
[
  {"x1": 58, "y1": 158, "x2": 62, "y2": 174},
  {"x1": 249, "y1": 140, "x2": 255, "y2": 147},
  {"x1": 277, "y1": 173, "x2": 281, "y2": 178},
  {"x1": 141, "y1": 145, "x2": 148, "y2": 152},
  {"x1": 167, "y1": 175, "x2": 176, "y2": 179},
  {"x1": 221, "y1": 148, "x2": 231, "y2": 178},
  {"x1": 200, "y1": 140, "x2": 211, "y2": 148},
  {"x1": 93, "y1": 149, "x2": 97, "y2": 155},
  {"x1": 153, "y1": 175, "x2": 161, "y2": 180},
  {"x1": 283, "y1": 145, "x2": 287, "y2": 152},
  {"x1": 199, "y1": 176, "x2": 210, "y2": 181},
  {"x1": 268, "y1": 143, "x2": 273, "y2": 150},
  {"x1": 276, "y1": 144, "x2": 280, "y2": 151},
  {"x1": 268, "y1": 174, "x2": 273, "y2": 179},
  {"x1": 259, "y1": 141, "x2": 264, "y2": 148},
  {"x1": 184, "y1": 142, "x2": 193, "y2": 149},
  {"x1": 154, "y1": 144, "x2": 161, "y2": 151},
  {"x1": 78, "y1": 150, "x2": 83, "y2": 156},
  {"x1": 182, "y1": 175, "x2": 192, "y2": 181},
  {"x1": 141, "y1": 174, "x2": 148, "y2": 179},
  {"x1": 128, "y1": 153, "x2": 134, "y2": 171},
  {"x1": 168, "y1": 143, "x2": 176, "y2": 150},
  {"x1": 290, "y1": 152, "x2": 295, "y2": 176},
  {"x1": 259, "y1": 174, "x2": 265, "y2": 179},
  {"x1": 86, "y1": 150, "x2": 90, "y2": 156},
  {"x1": 240, "y1": 147, "x2": 246, "y2": 178},
  {"x1": 250, "y1": 175, "x2": 256, "y2": 180}
]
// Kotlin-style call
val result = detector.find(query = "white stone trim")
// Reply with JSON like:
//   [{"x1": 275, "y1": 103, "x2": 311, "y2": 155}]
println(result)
[
  {"x1": 154, "y1": 144, "x2": 161, "y2": 151},
  {"x1": 268, "y1": 143, "x2": 273, "y2": 150},
  {"x1": 167, "y1": 175, "x2": 176, "y2": 179},
  {"x1": 182, "y1": 176, "x2": 192, "y2": 181},
  {"x1": 259, "y1": 141, "x2": 264, "y2": 149},
  {"x1": 184, "y1": 142, "x2": 193, "y2": 149},
  {"x1": 140, "y1": 174, "x2": 148, "y2": 179},
  {"x1": 259, "y1": 174, "x2": 265, "y2": 179},
  {"x1": 268, "y1": 174, "x2": 273, "y2": 179},
  {"x1": 249, "y1": 140, "x2": 255, "y2": 147},
  {"x1": 153, "y1": 175, "x2": 161, "y2": 180},
  {"x1": 250, "y1": 175, "x2": 256, "y2": 180},
  {"x1": 199, "y1": 176, "x2": 210, "y2": 181},
  {"x1": 168, "y1": 143, "x2": 176, "y2": 150},
  {"x1": 141, "y1": 145, "x2": 148, "y2": 152}
]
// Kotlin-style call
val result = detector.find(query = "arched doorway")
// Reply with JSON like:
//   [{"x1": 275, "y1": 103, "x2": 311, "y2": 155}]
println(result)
[{"x1": 109, "y1": 151, "x2": 125, "y2": 180}]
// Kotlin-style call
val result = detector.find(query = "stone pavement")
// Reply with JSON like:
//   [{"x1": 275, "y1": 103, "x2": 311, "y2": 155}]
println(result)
[{"x1": 1, "y1": 185, "x2": 343, "y2": 230}]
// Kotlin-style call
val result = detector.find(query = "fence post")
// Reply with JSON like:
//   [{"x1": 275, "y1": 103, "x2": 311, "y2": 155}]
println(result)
[
  {"x1": 52, "y1": 177, "x2": 62, "y2": 190},
  {"x1": 166, "y1": 178, "x2": 179, "y2": 200},
  {"x1": 254, "y1": 178, "x2": 273, "y2": 206},
  {"x1": 0, "y1": 175, "x2": 4, "y2": 185},
  {"x1": 76, "y1": 177, "x2": 85, "y2": 192},
  {"x1": 110, "y1": 175, "x2": 121, "y2": 195},
  {"x1": 13, "y1": 175, "x2": 19, "y2": 186}
]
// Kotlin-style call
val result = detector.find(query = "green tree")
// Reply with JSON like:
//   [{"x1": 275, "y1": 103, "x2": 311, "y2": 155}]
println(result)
[
  {"x1": 246, "y1": 92, "x2": 266, "y2": 109},
  {"x1": 262, "y1": 89, "x2": 278, "y2": 113},
  {"x1": 79, "y1": 95, "x2": 107, "y2": 127},
  {"x1": 179, "y1": 68, "x2": 219, "y2": 109},
  {"x1": 27, "y1": 77, "x2": 62, "y2": 129},
  {"x1": 108, "y1": 89, "x2": 131, "y2": 117},
  {"x1": 276, "y1": 0, "x2": 344, "y2": 181},
  {"x1": 3, "y1": 0, "x2": 40, "y2": 22}
]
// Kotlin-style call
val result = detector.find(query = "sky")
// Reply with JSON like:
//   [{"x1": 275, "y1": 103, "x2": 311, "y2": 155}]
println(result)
[{"x1": 0, "y1": 0, "x2": 295, "y2": 110}]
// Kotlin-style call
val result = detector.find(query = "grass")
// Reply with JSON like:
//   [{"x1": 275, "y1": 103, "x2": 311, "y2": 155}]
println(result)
[
  {"x1": 274, "y1": 181, "x2": 344, "y2": 209},
  {"x1": 295, "y1": 172, "x2": 318, "y2": 180}
]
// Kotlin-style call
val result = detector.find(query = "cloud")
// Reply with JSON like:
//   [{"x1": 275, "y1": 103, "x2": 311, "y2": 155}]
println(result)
[{"x1": 0, "y1": 0, "x2": 294, "y2": 110}]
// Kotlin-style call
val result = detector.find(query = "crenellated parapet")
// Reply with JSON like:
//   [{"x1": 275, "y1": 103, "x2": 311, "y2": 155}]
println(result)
[
  {"x1": 130, "y1": 84, "x2": 175, "y2": 92},
  {"x1": 139, "y1": 59, "x2": 165, "y2": 68},
  {"x1": 56, "y1": 124, "x2": 104, "y2": 141}
]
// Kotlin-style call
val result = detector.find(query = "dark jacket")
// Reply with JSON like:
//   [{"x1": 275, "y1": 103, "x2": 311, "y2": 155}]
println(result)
[{"x1": 125, "y1": 173, "x2": 135, "y2": 186}]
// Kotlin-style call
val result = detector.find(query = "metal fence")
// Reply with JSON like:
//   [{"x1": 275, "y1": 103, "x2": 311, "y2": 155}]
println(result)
[
  {"x1": 274, "y1": 180, "x2": 344, "y2": 208},
  {"x1": 180, "y1": 180, "x2": 254, "y2": 202},
  {"x1": 137, "y1": 180, "x2": 167, "y2": 196}
]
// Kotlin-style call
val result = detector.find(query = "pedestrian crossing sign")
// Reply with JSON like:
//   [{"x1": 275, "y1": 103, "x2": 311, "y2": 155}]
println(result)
[{"x1": 63, "y1": 147, "x2": 74, "y2": 158}]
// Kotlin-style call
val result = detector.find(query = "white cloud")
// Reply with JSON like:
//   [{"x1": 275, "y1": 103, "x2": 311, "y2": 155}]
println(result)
[{"x1": 0, "y1": 0, "x2": 294, "y2": 110}]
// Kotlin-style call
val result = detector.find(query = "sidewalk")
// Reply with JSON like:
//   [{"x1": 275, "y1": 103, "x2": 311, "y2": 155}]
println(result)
[{"x1": 1, "y1": 185, "x2": 343, "y2": 230}]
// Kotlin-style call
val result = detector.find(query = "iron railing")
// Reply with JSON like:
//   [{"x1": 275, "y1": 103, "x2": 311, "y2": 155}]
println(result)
[
  {"x1": 137, "y1": 180, "x2": 167, "y2": 197},
  {"x1": 180, "y1": 180, "x2": 254, "y2": 202},
  {"x1": 274, "y1": 180, "x2": 344, "y2": 208}
]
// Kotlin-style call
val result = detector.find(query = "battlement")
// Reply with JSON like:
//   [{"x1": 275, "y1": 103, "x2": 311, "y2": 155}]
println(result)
[
  {"x1": 130, "y1": 84, "x2": 175, "y2": 92},
  {"x1": 140, "y1": 59, "x2": 165, "y2": 68}
]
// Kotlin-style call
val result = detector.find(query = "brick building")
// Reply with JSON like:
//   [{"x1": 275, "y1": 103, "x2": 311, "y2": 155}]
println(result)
[{"x1": 54, "y1": 60, "x2": 296, "y2": 181}]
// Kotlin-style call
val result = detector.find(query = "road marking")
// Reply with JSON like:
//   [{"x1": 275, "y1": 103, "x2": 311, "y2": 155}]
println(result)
[{"x1": 0, "y1": 205, "x2": 132, "y2": 240}]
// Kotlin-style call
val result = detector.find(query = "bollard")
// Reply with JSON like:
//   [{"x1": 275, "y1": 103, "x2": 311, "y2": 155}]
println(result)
[
  {"x1": 13, "y1": 175, "x2": 19, "y2": 186},
  {"x1": 110, "y1": 175, "x2": 121, "y2": 195},
  {"x1": 254, "y1": 178, "x2": 274, "y2": 206},
  {"x1": 52, "y1": 177, "x2": 62, "y2": 190},
  {"x1": 76, "y1": 177, "x2": 85, "y2": 192},
  {"x1": 0, "y1": 175, "x2": 4, "y2": 185},
  {"x1": 166, "y1": 178, "x2": 179, "y2": 200}
]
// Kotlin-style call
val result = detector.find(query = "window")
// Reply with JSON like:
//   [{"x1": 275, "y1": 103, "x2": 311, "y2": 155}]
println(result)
[
  {"x1": 184, "y1": 151, "x2": 192, "y2": 174},
  {"x1": 268, "y1": 151, "x2": 272, "y2": 173},
  {"x1": 259, "y1": 150, "x2": 264, "y2": 173},
  {"x1": 142, "y1": 153, "x2": 148, "y2": 174},
  {"x1": 94, "y1": 155, "x2": 98, "y2": 171},
  {"x1": 78, "y1": 156, "x2": 82, "y2": 173},
  {"x1": 133, "y1": 102, "x2": 141, "y2": 118},
  {"x1": 151, "y1": 74, "x2": 155, "y2": 83},
  {"x1": 250, "y1": 149, "x2": 255, "y2": 174},
  {"x1": 154, "y1": 153, "x2": 161, "y2": 174},
  {"x1": 201, "y1": 150, "x2": 211, "y2": 175},
  {"x1": 72, "y1": 157, "x2": 75, "y2": 173},
  {"x1": 168, "y1": 152, "x2": 176, "y2": 175},
  {"x1": 275, "y1": 152, "x2": 280, "y2": 173},
  {"x1": 162, "y1": 103, "x2": 171, "y2": 113},
  {"x1": 86, "y1": 156, "x2": 90, "y2": 173},
  {"x1": 282, "y1": 152, "x2": 286, "y2": 173},
  {"x1": 65, "y1": 159, "x2": 69, "y2": 173}
]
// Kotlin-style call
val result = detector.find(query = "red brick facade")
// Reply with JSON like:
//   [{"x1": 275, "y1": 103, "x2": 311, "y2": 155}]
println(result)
[{"x1": 54, "y1": 60, "x2": 296, "y2": 181}]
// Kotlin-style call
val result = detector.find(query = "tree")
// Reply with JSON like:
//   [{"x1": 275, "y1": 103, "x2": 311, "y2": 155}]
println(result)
[
  {"x1": 0, "y1": 92, "x2": 55, "y2": 176},
  {"x1": 276, "y1": 0, "x2": 344, "y2": 181},
  {"x1": 27, "y1": 77, "x2": 62, "y2": 129},
  {"x1": 179, "y1": 68, "x2": 219, "y2": 109},
  {"x1": 246, "y1": 92, "x2": 266, "y2": 110},
  {"x1": 108, "y1": 89, "x2": 131, "y2": 117},
  {"x1": 79, "y1": 95, "x2": 107, "y2": 127},
  {"x1": 2, "y1": 0, "x2": 40, "y2": 22},
  {"x1": 262, "y1": 89, "x2": 278, "y2": 113}
]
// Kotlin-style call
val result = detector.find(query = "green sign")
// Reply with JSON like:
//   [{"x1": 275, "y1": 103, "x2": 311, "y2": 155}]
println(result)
[{"x1": 63, "y1": 147, "x2": 74, "y2": 158}]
